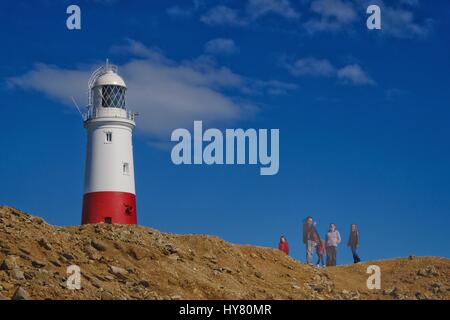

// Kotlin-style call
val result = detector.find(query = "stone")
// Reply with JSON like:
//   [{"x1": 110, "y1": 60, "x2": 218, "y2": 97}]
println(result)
[
  {"x1": 110, "y1": 266, "x2": 128, "y2": 279},
  {"x1": 417, "y1": 266, "x2": 439, "y2": 277},
  {"x1": 100, "y1": 291, "x2": 114, "y2": 300},
  {"x1": 383, "y1": 288, "x2": 398, "y2": 296},
  {"x1": 90, "y1": 278, "x2": 103, "y2": 289},
  {"x1": 162, "y1": 244, "x2": 178, "y2": 255},
  {"x1": 12, "y1": 287, "x2": 32, "y2": 300},
  {"x1": 50, "y1": 260, "x2": 62, "y2": 267},
  {"x1": 139, "y1": 280, "x2": 151, "y2": 288},
  {"x1": 24, "y1": 271, "x2": 34, "y2": 280},
  {"x1": 415, "y1": 292, "x2": 430, "y2": 300},
  {"x1": 127, "y1": 247, "x2": 146, "y2": 260},
  {"x1": 12, "y1": 268, "x2": 25, "y2": 280},
  {"x1": 0, "y1": 242, "x2": 11, "y2": 254},
  {"x1": 168, "y1": 253, "x2": 181, "y2": 261},
  {"x1": 32, "y1": 259, "x2": 46, "y2": 268},
  {"x1": 0, "y1": 256, "x2": 17, "y2": 270},
  {"x1": 38, "y1": 238, "x2": 52, "y2": 250},
  {"x1": 203, "y1": 254, "x2": 218, "y2": 264},
  {"x1": 350, "y1": 290, "x2": 361, "y2": 300},
  {"x1": 431, "y1": 283, "x2": 444, "y2": 294},
  {"x1": 91, "y1": 240, "x2": 107, "y2": 251},
  {"x1": 60, "y1": 252, "x2": 75, "y2": 260},
  {"x1": 19, "y1": 254, "x2": 31, "y2": 261}
]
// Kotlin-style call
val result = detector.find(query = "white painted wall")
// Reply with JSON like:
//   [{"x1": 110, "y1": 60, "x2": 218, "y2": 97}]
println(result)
[{"x1": 84, "y1": 117, "x2": 136, "y2": 194}]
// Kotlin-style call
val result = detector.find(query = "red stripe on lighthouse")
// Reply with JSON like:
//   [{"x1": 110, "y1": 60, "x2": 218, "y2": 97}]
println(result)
[{"x1": 82, "y1": 191, "x2": 137, "y2": 225}]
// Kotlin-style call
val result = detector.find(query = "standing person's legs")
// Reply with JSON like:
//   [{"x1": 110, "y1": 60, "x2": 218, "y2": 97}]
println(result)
[
  {"x1": 333, "y1": 246, "x2": 337, "y2": 266},
  {"x1": 351, "y1": 247, "x2": 360, "y2": 263},
  {"x1": 306, "y1": 240, "x2": 315, "y2": 265},
  {"x1": 329, "y1": 246, "x2": 337, "y2": 266},
  {"x1": 326, "y1": 246, "x2": 331, "y2": 266}
]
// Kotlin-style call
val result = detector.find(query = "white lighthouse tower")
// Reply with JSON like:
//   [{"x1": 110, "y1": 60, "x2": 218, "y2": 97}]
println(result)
[{"x1": 82, "y1": 61, "x2": 137, "y2": 225}]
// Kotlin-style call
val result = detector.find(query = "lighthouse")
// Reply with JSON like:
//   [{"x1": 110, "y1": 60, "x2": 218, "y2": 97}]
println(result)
[{"x1": 82, "y1": 61, "x2": 137, "y2": 225}]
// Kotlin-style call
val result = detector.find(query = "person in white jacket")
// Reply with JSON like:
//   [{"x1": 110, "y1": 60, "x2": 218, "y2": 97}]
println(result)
[{"x1": 325, "y1": 223, "x2": 341, "y2": 266}]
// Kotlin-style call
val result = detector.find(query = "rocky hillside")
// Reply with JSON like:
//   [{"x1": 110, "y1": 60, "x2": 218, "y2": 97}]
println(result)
[{"x1": 0, "y1": 205, "x2": 448, "y2": 300}]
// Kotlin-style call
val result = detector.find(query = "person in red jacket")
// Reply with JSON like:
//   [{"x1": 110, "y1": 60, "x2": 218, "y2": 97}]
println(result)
[
  {"x1": 316, "y1": 239, "x2": 326, "y2": 268},
  {"x1": 278, "y1": 235, "x2": 289, "y2": 255}
]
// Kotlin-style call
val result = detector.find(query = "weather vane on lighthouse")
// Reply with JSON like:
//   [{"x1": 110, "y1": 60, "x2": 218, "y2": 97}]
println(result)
[{"x1": 81, "y1": 60, "x2": 137, "y2": 225}]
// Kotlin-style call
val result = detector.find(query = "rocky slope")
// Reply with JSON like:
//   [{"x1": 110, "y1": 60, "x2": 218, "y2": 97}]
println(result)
[{"x1": 0, "y1": 205, "x2": 448, "y2": 300}]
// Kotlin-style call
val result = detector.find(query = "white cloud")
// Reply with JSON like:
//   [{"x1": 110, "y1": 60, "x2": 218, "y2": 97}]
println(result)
[
  {"x1": 166, "y1": 0, "x2": 204, "y2": 19},
  {"x1": 304, "y1": 0, "x2": 431, "y2": 38},
  {"x1": 204, "y1": 38, "x2": 239, "y2": 55},
  {"x1": 380, "y1": 5, "x2": 432, "y2": 39},
  {"x1": 310, "y1": 0, "x2": 356, "y2": 22},
  {"x1": 200, "y1": 6, "x2": 246, "y2": 27},
  {"x1": 304, "y1": 0, "x2": 357, "y2": 33},
  {"x1": 287, "y1": 57, "x2": 336, "y2": 77},
  {"x1": 247, "y1": 0, "x2": 299, "y2": 19},
  {"x1": 201, "y1": 0, "x2": 299, "y2": 27},
  {"x1": 166, "y1": 6, "x2": 194, "y2": 18},
  {"x1": 250, "y1": 79, "x2": 299, "y2": 95},
  {"x1": 337, "y1": 64, "x2": 375, "y2": 86},
  {"x1": 8, "y1": 40, "x2": 297, "y2": 140},
  {"x1": 398, "y1": 0, "x2": 420, "y2": 7},
  {"x1": 284, "y1": 56, "x2": 375, "y2": 86}
]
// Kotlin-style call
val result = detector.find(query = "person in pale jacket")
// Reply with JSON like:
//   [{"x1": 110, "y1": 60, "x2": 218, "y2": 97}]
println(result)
[{"x1": 325, "y1": 223, "x2": 341, "y2": 266}]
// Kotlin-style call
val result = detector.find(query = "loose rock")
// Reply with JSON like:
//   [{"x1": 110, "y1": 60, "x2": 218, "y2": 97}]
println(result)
[
  {"x1": 12, "y1": 287, "x2": 32, "y2": 300},
  {"x1": 91, "y1": 240, "x2": 107, "y2": 252}
]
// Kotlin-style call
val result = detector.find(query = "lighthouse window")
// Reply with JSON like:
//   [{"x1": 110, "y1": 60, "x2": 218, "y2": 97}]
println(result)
[
  {"x1": 123, "y1": 162, "x2": 130, "y2": 175},
  {"x1": 101, "y1": 85, "x2": 126, "y2": 109},
  {"x1": 105, "y1": 132, "x2": 113, "y2": 143}
]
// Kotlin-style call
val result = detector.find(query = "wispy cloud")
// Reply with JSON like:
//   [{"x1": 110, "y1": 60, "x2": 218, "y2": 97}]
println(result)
[
  {"x1": 166, "y1": 0, "x2": 204, "y2": 19},
  {"x1": 200, "y1": 0, "x2": 299, "y2": 27},
  {"x1": 204, "y1": 38, "x2": 239, "y2": 55},
  {"x1": 284, "y1": 56, "x2": 375, "y2": 86},
  {"x1": 200, "y1": 5, "x2": 247, "y2": 27},
  {"x1": 304, "y1": 0, "x2": 357, "y2": 33},
  {"x1": 7, "y1": 40, "x2": 297, "y2": 140},
  {"x1": 287, "y1": 57, "x2": 336, "y2": 77},
  {"x1": 303, "y1": 0, "x2": 432, "y2": 39},
  {"x1": 337, "y1": 64, "x2": 375, "y2": 86},
  {"x1": 380, "y1": 6, "x2": 432, "y2": 39},
  {"x1": 247, "y1": 0, "x2": 299, "y2": 19}
]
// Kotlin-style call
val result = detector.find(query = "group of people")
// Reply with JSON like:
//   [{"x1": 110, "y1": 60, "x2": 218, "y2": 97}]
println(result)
[{"x1": 278, "y1": 216, "x2": 361, "y2": 267}]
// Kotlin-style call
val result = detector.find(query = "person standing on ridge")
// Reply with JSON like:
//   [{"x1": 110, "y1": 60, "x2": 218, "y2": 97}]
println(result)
[
  {"x1": 325, "y1": 223, "x2": 341, "y2": 267},
  {"x1": 347, "y1": 224, "x2": 361, "y2": 263},
  {"x1": 303, "y1": 216, "x2": 320, "y2": 265},
  {"x1": 278, "y1": 235, "x2": 289, "y2": 255},
  {"x1": 316, "y1": 239, "x2": 326, "y2": 268}
]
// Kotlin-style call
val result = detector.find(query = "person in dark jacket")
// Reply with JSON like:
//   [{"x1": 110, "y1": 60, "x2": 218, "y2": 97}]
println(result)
[
  {"x1": 303, "y1": 216, "x2": 320, "y2": 265},
  {"x1": 278, "y1": 235, "x2": 289, "y2": 255},
  {"x1": 347, "y1": 224, "x2": 361, "y2": 263}
]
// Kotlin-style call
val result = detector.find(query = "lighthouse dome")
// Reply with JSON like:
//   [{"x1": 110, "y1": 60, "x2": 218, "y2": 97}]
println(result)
[
  {"x1": 88, "y1": 62, "x2": 128, "y2": 110},
  {"x1": 92, "y1": 71, "x2": 127, "y2": 88}
]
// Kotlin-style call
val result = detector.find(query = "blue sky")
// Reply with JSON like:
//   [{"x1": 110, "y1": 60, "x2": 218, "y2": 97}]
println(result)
[{"x1": 0, "y1": 0, "x2": 449, "y2": 264}]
